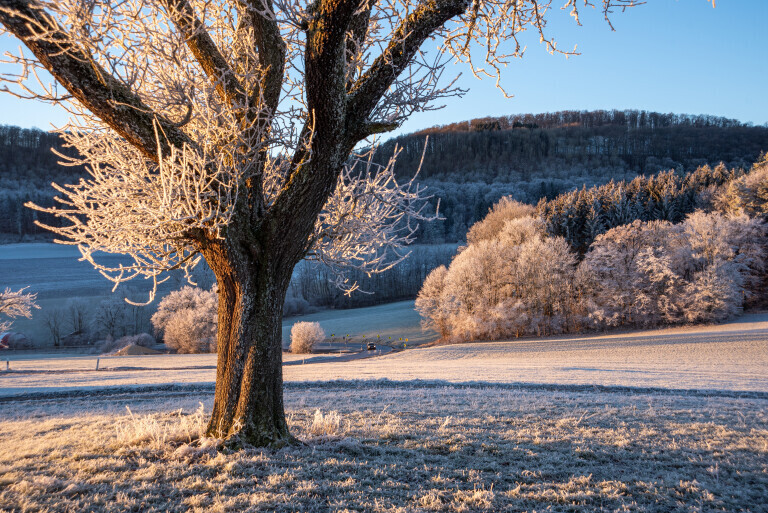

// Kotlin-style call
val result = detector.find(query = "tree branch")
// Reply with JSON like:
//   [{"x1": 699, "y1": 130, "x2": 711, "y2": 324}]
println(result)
[
  {"x1": 160, "y1": 0, "x2": 248, "y2": 110},
  {"x1": 0, "y1": 0, "x2": 195, "y2": 162},
  {"x1": 267, "y1": 0, "x2": 361, "y2": 260},
  {"x1": 346, "y1": 0, "x2": 469, "y2": 140},
  {"x1": 345, "y1": 1, "x2": 372, "y2": 90},
  {"x1": 242, "y1": 0, "x2": 286, "y2": 117}
]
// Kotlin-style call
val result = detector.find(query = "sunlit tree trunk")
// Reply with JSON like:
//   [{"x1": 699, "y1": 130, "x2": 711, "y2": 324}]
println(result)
[{"x1": 201, "y1": 234, "x2": 296, "y2": 446}]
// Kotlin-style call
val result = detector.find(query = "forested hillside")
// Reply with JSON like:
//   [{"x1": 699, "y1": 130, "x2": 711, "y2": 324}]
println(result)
[
  {"x1": 387, "y1": 110, "x2": 768, "y2": 243},
  {"x1": 0, "y1": 125, "x2": 83, "y2": 240},
  {"x1": 1, "y1": 110, "x2": 766, "y2": 241},
  {"x1": 381, "y1": 110, "x2": 768, "y2": 180}
]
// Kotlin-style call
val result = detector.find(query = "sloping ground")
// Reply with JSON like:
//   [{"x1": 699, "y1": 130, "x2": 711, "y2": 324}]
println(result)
[
  {"x1": 3, "y1": 313, "x2": 767, "y2": 397},
  {"x1": 285, "y1": 316, "x2": 768, "y2": 392},
  {"x1": 1, "y1": 316, "x2": 767, "y2": 511}
]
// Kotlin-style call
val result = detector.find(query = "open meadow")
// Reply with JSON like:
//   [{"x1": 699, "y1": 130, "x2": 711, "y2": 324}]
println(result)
[
  {"x1": 1, "y1": 314, "x2": 767, "y2": 512},
  {"x1": 0, "y1": 243, "x2": 439, "y2": 347}
]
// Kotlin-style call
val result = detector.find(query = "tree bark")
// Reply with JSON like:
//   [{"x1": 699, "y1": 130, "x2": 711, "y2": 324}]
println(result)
[{"x1": 201, "y1": 236, "x2": 296, "y2": 448}]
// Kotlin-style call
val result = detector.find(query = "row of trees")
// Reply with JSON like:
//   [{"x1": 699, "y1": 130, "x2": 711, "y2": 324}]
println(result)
[
  {"x1": 0, "y1": 125, "x2": 82, "y2": 178},
  {"x1": 416, "y1": 110, "x2": 757, "y2": 134},
  {"x1": 537, "y1": 163, "x2": 740, "y2": 254},
  {"x1": 378, "y1": 110, "x2": 767, "y2": 181},
  {"x1": 41, "y1": 296, "x2": 155, "y2": 348},
  {"x1": 0, "y1": 126, "x2": 83, "y2": 239},
  {"x1": 417, "y1": 159, "x2": 768, "y2": 341},
  {"x1": 0, "y1": 170, "x2": 611, "y2": 242},
  {"x1": 3, "y1": 112, "x2": 765, "y2": 241}
]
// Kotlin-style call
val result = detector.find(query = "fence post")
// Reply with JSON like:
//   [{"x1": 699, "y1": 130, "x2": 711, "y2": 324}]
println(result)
[
  {"x1": 5, "y1": 360, "x2": 8, "y2": 371},
  {"x1": 95, "y1": 358, "x2": 100, "y2": 370}
]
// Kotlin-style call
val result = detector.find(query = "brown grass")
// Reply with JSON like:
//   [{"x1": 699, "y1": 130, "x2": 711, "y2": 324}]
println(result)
[{"x1": 0, "y1": 383, "x2": 766, "y2": 512}]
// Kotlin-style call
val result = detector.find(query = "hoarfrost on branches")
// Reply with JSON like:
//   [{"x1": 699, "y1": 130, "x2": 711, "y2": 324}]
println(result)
[
  {"x1": 0, "y1": 0, "x2": 642, "y2": 444},
  {"x1": 0, "y1": 287, "x2": 39, "y2": 332}
]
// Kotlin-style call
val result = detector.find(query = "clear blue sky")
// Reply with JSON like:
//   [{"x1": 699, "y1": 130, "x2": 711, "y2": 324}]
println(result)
[{"x1": 1, "y1": 1, "x2": 766, "y2": 135}]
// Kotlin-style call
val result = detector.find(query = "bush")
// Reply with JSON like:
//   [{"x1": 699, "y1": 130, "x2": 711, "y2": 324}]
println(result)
[
  {"x1": 290, "y1": 322, "x2": 325, "y2": 354},
  {"x1": 100, "y1": 333, "x2": 156, "y2": 354},
  {"x1": 151, "y1": 286, "x2": 217, "y2": 353},
  {"x1": 164, "y1": 309, "x2": 217, "y2": 353}
]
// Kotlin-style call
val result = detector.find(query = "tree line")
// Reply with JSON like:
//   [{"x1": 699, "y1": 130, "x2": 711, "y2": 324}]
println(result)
[
  {"x1": 417, "y1": 157, "x2": 768, "y2": 341},
  {"x1": 376, "y1": 109, "x2": 768, "y2": 181},
  {"x1": 536, "y1": 163, "x2": 739, "y2": 254},
  {"x1": 3, "y1": 112, "x2": 767, "y2": 243}
]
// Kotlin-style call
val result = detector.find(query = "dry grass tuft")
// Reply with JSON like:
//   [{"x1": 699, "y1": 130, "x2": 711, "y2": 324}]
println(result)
[
  {"x1": 115, "y1": 403, "x2": 206, "y2": 450},
  {"x1": 306, "y1": 409, "x2": 345, "y2": 438}
]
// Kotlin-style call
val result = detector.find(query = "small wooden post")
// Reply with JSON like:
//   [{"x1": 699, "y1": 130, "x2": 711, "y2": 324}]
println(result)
[{"x1": 95, "y1": 358, "x2": 100, "y2": 370}]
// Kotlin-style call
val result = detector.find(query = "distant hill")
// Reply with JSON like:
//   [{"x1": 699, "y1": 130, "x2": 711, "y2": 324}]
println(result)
[
  {"x1": 376, "y1": 109, "x2": 768, "y2": 181},
  {"x1": 0, "y1": 125, "x2": 85, "y2": 241},
  {"x1": 1, "y1": 110, "x2": 766, "y2": 242}
]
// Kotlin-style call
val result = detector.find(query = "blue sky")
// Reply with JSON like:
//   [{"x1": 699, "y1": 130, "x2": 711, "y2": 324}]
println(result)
[{"x1": 1, "y1": 1, "x2": 766, "y2": 135}]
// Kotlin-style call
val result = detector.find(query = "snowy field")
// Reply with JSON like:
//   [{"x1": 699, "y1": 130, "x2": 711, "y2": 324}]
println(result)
[
  {"x1": 0, "y1": 243, "x2": 152, "y2": 299},
  {"x1": 2, "y1": 306, "x2": 768, "y2": 510},
  {"x1": 3, "y1": 312, "x2": 768, "y2": 397}
]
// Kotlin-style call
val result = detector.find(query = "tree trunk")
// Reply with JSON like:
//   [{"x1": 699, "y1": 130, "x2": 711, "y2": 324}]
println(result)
[{"x1": 202, "y1": 238, "x2": 296, "y2": 448}]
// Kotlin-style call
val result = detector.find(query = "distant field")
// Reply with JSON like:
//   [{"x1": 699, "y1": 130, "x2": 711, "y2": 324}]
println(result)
[
  {"x1": 2, "y1": 313, "x2": 767, "y2": 397},
  {"x1": 0, "y1": 243, "x2": 184, "y2": 344},
  {"x1": 0, "y1": 243, "x2": 434, "y2": 346},
  {"x1": 0, "y1": 243, "x2": 150, "y2": 299}
]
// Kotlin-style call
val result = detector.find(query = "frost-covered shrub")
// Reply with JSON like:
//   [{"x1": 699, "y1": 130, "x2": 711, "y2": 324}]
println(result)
[
  {"x1": 415, "y1": 265, "x2": 450, "y2": 338},
  {"x1": 497, "y1": 215, "x2": 546, "y2": 247},
  {"x1": 290, "y1": 321, "x2": 325, "y2": 354},
  {"x1": 151, "y1": 286, "x2": 217, "y2": 353},
  {"x1": 418, "y1": 209, "x2": 580, "y2": 342},
  {"x1": 164, "y1": 308, "x2": 217, "y2": 353},
  {"x1": 715, "y1": 156, "x2": 768, "y2": 219},
  {"x1": 100, "y1": 333, "x2": 156, "y2": 354},
  {"x1": 577, "y1": 219, "x2": 678, "y2": 327}
]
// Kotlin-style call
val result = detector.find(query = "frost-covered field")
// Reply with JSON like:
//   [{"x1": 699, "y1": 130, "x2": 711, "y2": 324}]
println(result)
[
  {"x1": 0, "y1": 242, "x2": 431, "y2": 345},
  {"x1": 1, "y1": 316, "x2": 768, "y2": 511},
  {"x1": 3, "y1": 312, "x2": 768, "y2": 397},
  {"x1": 1, "y1": 383, "x2": 766, "y2": 512}
]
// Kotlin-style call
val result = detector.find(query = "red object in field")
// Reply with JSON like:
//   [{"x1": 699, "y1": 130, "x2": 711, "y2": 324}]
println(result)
[{"x1": 0, "y1": 333, "x2": 9, "y2": 349}]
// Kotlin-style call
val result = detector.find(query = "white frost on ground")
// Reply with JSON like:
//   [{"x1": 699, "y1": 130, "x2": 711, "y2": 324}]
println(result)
[
  {"x1": 286, "y1": 316, "x2": 768, "y2": 392},
  {"x1": 1, "y1": 383, "x2": 766, "y2": 512},
  {"x1": 2, "y1": 312, "x2": 768, "y2": 397},
  {"x1": 1, "y1": 311, "x2": 767, "y2": 511}
]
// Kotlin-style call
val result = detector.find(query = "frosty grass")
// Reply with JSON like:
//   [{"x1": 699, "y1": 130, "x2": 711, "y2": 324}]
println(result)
[{"x1": 1, "y1": 381, "x2": 766, "y2": 512}]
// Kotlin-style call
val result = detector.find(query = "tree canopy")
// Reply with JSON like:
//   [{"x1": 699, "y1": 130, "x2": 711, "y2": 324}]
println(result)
[{"x1": 0, "y1": 0, "x2": 640, "y2": 446}]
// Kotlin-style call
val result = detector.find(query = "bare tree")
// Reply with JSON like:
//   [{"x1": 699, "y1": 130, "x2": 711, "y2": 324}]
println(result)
[
  {"x1": 66, "y1": 298, "x2": 90, "y2": 335},
  {"x1": 0, "y1": 0, "x2": 639, "y2": 446},
  {"x1": 44, "y1": 307, "x2": 65, "y2": 346}
]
